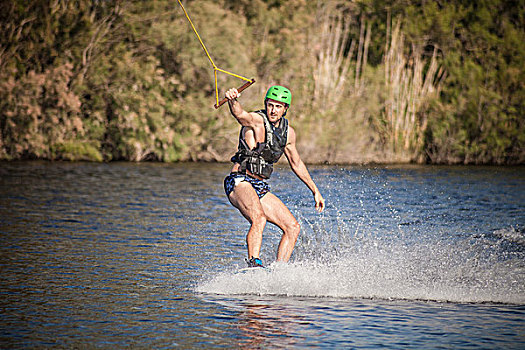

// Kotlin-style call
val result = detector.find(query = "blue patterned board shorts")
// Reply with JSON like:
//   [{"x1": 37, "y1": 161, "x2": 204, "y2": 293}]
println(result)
[{"x1": 224, "y1": 172, "x2": 270, "y2": 199}]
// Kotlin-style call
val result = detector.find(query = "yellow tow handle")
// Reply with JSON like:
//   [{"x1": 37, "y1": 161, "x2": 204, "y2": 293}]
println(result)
[{"x1": 176, "y1": 0, "x2": 256, "y2": 108}]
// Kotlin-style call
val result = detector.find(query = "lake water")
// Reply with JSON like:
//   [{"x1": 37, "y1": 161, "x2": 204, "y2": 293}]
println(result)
[{"x1": 0, "y1": 161, "x2": 523, "y2": 348}]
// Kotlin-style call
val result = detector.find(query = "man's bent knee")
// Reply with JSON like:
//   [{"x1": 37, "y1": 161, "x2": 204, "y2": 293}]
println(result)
[
  {"x1": 285, "y1": 220, "x2": 300, "y2": 241},
  {"x1": 251, "y1": 212, "x2": 267, "y2": 230}
]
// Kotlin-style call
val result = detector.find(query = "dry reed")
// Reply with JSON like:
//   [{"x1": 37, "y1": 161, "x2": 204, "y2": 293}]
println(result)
[{"x1": 383, "y1": 17, "x2": 446, "y2": 153}]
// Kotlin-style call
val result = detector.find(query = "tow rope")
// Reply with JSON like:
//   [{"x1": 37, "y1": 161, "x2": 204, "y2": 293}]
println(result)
[{"x1": 176, "y1": 0, "x2": 256, "y2": 108}]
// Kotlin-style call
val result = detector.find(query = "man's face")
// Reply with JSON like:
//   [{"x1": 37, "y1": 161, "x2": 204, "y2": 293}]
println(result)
[{"x1": 266, "y1": 99, "x2": 288, "y2": 124}]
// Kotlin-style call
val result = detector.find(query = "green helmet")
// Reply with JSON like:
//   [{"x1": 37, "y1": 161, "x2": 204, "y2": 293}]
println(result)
[{"x1": 265, "y1": 85, "x2": 292, "y2": 106}]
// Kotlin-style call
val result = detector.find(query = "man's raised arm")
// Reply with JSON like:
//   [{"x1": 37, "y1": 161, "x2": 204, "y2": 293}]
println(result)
[{"x1": 225, "y1": 88, "x2": 257, "y2": 127}]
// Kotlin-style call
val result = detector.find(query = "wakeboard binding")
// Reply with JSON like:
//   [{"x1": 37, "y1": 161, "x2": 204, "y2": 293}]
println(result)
[{"x1": 246, "y1": 257, "x2": 264, "y2": 268}]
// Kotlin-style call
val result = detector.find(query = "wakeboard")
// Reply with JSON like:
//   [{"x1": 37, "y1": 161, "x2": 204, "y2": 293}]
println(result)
[{"x1": 237, "y1": 266, "x2": 265, "y2": 273}]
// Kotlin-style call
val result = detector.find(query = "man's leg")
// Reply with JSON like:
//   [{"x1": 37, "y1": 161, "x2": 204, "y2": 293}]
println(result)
[
  {"x1": 260, "y1": 192, "x2": 301, "y2": 262},
  {"x1": 228, "y1": 182, "x2": 267, "y2": 259}
]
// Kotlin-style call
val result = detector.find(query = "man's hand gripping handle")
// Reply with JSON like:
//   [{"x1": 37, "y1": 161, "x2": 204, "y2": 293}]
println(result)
[{"x1": 215, "y1": 79, "x2": 256, "y2": 109}]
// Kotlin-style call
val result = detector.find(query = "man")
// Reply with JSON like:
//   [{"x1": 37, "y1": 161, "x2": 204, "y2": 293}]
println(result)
[{"x1": 223, "y1": 85, "x2": 325, "y2": 268}]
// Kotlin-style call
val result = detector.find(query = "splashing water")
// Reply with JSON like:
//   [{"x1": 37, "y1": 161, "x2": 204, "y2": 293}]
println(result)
[
  {"x1": 196, "y1": 227, "x2": 524, "y2": 304},
  {"x1": 197, "y1": 167, "x2": 525, "y2": 305}
]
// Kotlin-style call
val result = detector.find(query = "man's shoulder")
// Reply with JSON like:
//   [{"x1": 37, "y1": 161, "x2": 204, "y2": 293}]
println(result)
[
  {"x1": 246, "y1": 109, "x2": 266, "y2": 126},
  {"x1": 251, "y1": 109, "x2": 266, "y2": 117},
  {"x1": 286, "y1": 123, "x2": 296, "y2": 141}
]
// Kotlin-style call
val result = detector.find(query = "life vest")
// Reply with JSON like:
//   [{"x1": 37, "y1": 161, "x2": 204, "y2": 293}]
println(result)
[{"x1": 231, "y1": 109, "x2": 289, "y2": 179}]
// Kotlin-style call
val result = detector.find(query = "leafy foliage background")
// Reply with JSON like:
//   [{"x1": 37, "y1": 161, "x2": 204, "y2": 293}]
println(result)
[{"x1": 1, "y1": 0, "x2": 523, "y2": 164}]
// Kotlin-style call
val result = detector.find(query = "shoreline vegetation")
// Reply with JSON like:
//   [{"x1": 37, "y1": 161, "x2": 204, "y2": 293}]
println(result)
[{"x1": 1, "y1": 0, "x2": 523, "y2": 165}]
